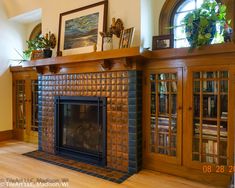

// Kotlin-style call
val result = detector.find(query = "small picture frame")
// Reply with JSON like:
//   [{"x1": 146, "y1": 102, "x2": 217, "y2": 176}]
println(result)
[
  {"x1": 152, "y1": 35, "x2": 173, "y2": 50},
  {"x1": 119, "y1": 27, "x2": 135, "y2": 48}
]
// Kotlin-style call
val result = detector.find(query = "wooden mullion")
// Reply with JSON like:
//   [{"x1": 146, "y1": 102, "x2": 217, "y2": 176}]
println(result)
[
  {"x1": 217, "y1": 72, "x2": 221, "y2": 164},
  {"x1": 169, "y1": 79, "x2": 172, "y2": 155},
  {"x1": 155, "y1": 76, "x2": 159, "y2": 153},
  {"x1": 199, "y1": 72, "x2": 203, "y2": 162}
]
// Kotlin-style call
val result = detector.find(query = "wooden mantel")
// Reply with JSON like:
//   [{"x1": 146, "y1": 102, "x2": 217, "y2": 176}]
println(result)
[
  {"x1": 22, "y1": 47, "x2": 143, "y2": 74},
  {"x1": 19, "y1": 43, "x2": 235, "y2": 74},
  {"x1": 142, "y1": 42, "x2": 235, "y2": 60}
]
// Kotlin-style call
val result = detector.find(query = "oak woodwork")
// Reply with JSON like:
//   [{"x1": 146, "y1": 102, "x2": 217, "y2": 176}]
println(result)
[
  {"x1": 11, "y1": 43, "x2": 235, "y2": 187},
  {"x1": 143, "y1": 44, "x2": 235, "y2": 187},
  {"x1": 49, "y1": 65, "x2": 60, "y2": 74},
  {"x1": 23, "y1": 47, "x2": 141, "y2": 67},
  {"x1": 0, "y1": 130, "x2": 13, "y2": 141},
  {"x1": 11, "y1": 69, "x2": 38, "y2": 144},
  {"x1": 22, "y1": 47, "x2": 143, "y2": 74},
  {"x1": 100, "y1": 59, "x2": 113, "y2": 70}
]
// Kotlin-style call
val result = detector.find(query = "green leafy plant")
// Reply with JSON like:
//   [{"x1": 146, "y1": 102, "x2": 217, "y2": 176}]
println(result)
[
  {"x1": 23, "y1": 32, "x2": 56, "y2": 60},
  {"x1": 182, "y1": 0, "x2": 230, "y2": 49}
]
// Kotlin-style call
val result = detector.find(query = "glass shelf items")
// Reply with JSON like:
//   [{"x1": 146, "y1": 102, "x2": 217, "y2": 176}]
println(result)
[
  {"x1": 31, "y1": 80, "x2": 39, "y2": 131},
  {"x1": 15, "y1": 80, "x2": 26, "y2": 129},
  {"x1": 150, "y1": 72, "x2": 178, "y2": 157},
  {"x1": 192, "y1": 71, "x2": 228, "y2": 165}
]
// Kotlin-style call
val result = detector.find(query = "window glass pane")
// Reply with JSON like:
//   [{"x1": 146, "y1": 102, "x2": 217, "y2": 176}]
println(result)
[
  {"x1": 174, "y1": 26, "x2": 186, "y2": 40},
  {"x1": 174, "y1": 12, "x2": 188, "y2": 26},
  {"x1": 174, "y1": 39, "x2": 190, "y2": 48},
  {"x1": 177, "y1": 0, "x2": 195, "y2": 12},
  {"x1": 196, "y1": 0, "x2": 203, "y2": 8}
]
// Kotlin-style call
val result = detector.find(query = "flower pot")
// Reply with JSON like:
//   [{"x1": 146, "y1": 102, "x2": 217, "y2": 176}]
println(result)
[
  {"x1": 43, "y1": 49, "x2": 52, "y2": 58},
  {"x1": 185, "y1": 20, "x2": 217, "y2": 47}
]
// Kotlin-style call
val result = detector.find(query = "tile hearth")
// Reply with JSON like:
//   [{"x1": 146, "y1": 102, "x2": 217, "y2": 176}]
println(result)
[{"x1": 24, "y1": 150, "x2": 131, "y2": 183}]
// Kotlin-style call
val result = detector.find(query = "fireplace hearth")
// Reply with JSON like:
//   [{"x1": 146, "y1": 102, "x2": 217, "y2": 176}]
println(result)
[{"x1": 54, "y1": 96, "x2": 107, "y2": 166}]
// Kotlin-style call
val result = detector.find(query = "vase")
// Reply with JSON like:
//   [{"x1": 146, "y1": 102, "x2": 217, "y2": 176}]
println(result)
[
  {"x1": 103, "y1": 37, "x2": 113, "y2": 51},
  {"x1": 43, "y1": 49, "x2": 52, "y2": 58}
]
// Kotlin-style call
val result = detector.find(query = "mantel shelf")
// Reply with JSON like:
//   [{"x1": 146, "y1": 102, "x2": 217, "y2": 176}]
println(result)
[
  {"x1": 22, "y1": 47, "x2": 142, "y2": 68},
  {"x1": 143, "y1": 42, "x2": 235, "y2": 60},
  {"x1": 16, "y1": 43, "x2": 235, "y2": 74}
]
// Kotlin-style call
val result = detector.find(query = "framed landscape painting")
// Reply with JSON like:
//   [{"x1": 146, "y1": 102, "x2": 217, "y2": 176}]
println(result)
[{"x1": 57, "y1": 1, "x2": 107, "y2": 56}]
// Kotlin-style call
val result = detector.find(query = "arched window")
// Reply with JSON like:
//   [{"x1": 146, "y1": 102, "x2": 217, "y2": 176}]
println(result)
[
  {"x1": 173, "y1": 0, "x2": 204, "y2": 48},
  {"x1": 159, "y1": 0, "x2": 229, "y2": 48}
]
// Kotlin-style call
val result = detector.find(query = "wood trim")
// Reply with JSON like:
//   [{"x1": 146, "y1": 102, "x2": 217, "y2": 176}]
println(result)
[
  {"x1": 159, "y1": 0, "x2": 181, "y2": 35},
  {"x1": 144, "y1": 68, "x2": 183, "y2": 165},
  {"x1": 10, "y1": 66, "x2": 35, "y2": 73},
  {"x1": 143, "y1": 42, "x2": 235, "y2": 61},
  {"x1": 23, "y1": 47, "x2": 141, "y2": 68},
  {"x1": 0, "y1": 130, "x2": 13, "y2": 141}
]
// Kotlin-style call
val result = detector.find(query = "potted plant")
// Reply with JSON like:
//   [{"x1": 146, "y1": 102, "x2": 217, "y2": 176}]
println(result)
[
  {"x1": 41, "y1": 32, "x2": 56, "y2": 58},
  {"x1": 182, "y1": 0, "x2": 230, "y2": 49},
  {"x1": 23, "y1": 35, "x2": 44, "y2": 60},
  {"x1": 23, "y1": 32, "x2": 56, "y2": 60}
]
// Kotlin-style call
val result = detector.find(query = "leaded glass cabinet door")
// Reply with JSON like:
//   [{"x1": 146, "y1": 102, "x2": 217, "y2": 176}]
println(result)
[
  {"x1": 187, "y1": 67, "x2": 234, "y2": 170},
  {"x1": 15, "y1": 80, "x2": 26, "y2": 130},
  {"x1": 13, "y1": 72, "x2": 38, "y2": 144},
  {"x1": 147, "y1": 68, "x2": 182, "y2": 164}
]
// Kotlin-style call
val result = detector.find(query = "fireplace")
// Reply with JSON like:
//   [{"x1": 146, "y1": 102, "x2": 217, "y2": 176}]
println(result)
[
  {"x1": 38, "y1": 71, "x2": 142, "y2": 172},
  {"x1": 54, "y1": 96, "x2": 107, "y2": 166}
]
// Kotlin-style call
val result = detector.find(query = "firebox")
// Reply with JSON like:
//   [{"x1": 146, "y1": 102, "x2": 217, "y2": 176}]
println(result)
[{"x1": 54, "y1": 96, "x2": 107, "y2": 166}]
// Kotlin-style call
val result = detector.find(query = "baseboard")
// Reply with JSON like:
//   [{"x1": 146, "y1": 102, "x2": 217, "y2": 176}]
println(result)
[{"x1": 0, "y1": 130, "x2": 13, "y2": 141}]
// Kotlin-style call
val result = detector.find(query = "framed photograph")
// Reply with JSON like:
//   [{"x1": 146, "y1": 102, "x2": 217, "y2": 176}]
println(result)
[
  {"x1": 119, "y1": 27, "x2": 135, "y2": 48},
  {"x1": 152, "y1": 35, "x2": 173, "y2": 50},
  {"x1": 57, "y1": 1, "x2": 108, "y2": 56}
]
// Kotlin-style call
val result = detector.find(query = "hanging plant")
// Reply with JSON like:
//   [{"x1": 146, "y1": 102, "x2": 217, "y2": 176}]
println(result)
[{"x1": 182, "y1": 0, "x2": 231, "y2": 49}]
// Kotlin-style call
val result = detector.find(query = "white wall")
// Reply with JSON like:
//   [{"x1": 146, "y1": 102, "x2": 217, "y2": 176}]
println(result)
[
  {"x1": 141, "y1": 0, "x2": 154, "y2": 49},
  {"x1": 4, "y1": 0, "x2": 141, "y2": 54},
  {"x1": 140, "y1": 0, "x2": 165, "y2": 49},
  {"x1": 0, "y1": 0, "x2": 25, "y2": 131},
  {"x1": 41, "y1": 0, "x2": 140, "y2": 52},
  {"x1": 152, "y1": 0, "x2": 166, "y2": 36}
]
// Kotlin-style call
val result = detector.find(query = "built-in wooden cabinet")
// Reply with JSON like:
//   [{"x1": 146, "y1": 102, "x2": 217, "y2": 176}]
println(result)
[
  {"x1": 143, "y1": 44, "x2": 235, "y2": 187},
  {"x1": 11, "y1": 67, "x2": 38, "y2": 144},
  {"x1": 185, "y1": 66, "x2": 234, "y2": 171},
  {"x1": 146, "y1": 68, "x2": 183, "y2": 165}
]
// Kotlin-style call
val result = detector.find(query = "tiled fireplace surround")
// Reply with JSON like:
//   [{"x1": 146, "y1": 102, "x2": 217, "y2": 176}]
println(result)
[{"x1": 38, "y1": 70, "x2": 142, "y2": 173}]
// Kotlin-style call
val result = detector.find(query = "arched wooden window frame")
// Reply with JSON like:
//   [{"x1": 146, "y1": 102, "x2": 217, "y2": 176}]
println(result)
[{"x1": 159, "y1": 0, "x2": 234, "y2": 40}]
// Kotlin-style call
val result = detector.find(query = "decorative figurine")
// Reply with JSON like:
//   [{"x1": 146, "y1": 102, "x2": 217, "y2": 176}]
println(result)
[{"x1": 224, "y1": 23, "x2": 233, "y2": 42}]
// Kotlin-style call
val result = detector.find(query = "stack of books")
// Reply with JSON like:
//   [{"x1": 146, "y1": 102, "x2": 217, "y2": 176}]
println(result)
[
  {"x1": 194, "y1": 123, "x2": 227, "y2": 137},
  {"x1": 203, "y1": 140, "x2": 218, "y2": 163},
  {"x1": 221, "y1": 112, "x2": 228, "y2": 120}
]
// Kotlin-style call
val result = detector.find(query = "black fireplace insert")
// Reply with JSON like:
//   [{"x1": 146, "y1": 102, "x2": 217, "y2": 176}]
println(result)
[{"x1": 54, "y1": 96, "x2": 107, "y2": 166}]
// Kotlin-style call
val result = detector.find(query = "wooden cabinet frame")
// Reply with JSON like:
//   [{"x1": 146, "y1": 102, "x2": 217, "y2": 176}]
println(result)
[
  {"x1": 143, "y1": 68, "x2": 183, "y2": 165},
  {"x1": 142, "y1": 45, "x2": 235, "y2": 187},
  {"x1": 12, "y1": 68, "x2": 38, "y2": 143}
]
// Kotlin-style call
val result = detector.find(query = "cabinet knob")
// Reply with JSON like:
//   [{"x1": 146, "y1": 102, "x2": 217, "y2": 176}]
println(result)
[
  {"x1": 178, "y1": 106, "x2": 182, "y2": 110},
  {"x1": 188, "y1": 107, "x2": 192, "y2": 111}
]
